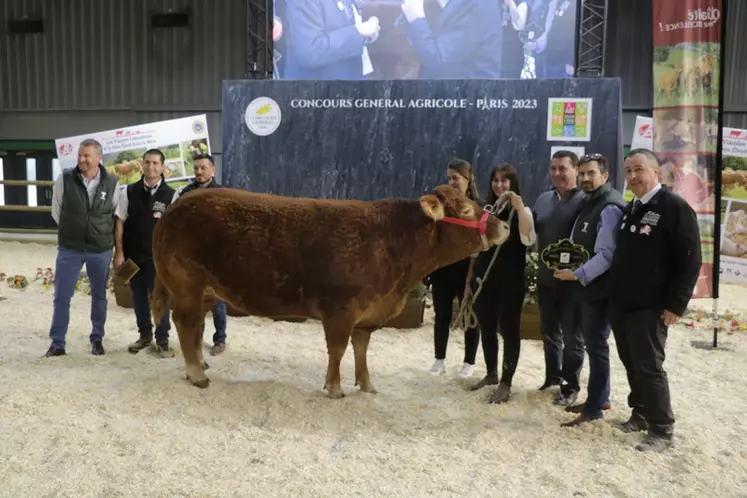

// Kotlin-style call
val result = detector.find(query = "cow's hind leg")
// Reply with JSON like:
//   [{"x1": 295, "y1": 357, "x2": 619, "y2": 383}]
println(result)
[
  {"x1": 321, "y1": 314, "x2": 354, "y2": 399},
  {"x1": 351, "y1": 328, "x2": 376, "y2": 394},
  {"x1": 173, "y1": 302, "x2": 210, "y2": 388}
]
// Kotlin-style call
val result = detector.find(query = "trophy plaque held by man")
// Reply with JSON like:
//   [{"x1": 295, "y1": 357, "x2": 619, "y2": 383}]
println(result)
[{"x1": 541, "y1": 238, "x2": 590, "y2": 272}]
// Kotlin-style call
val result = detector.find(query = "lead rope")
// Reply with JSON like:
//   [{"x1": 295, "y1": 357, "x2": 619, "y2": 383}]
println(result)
[{"x1": 451, "y1": 193, "x2": 517, "y2": 332}]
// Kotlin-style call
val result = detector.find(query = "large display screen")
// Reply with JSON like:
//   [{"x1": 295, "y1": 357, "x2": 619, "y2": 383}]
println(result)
[{"x1": 272, "y1": 0, "x2": 578, "y2": 80}]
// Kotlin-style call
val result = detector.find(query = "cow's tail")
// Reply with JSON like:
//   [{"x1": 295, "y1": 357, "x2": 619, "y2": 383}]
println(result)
[{"x1": 151, "y1": 274, "x2": 169, "y2": 325}]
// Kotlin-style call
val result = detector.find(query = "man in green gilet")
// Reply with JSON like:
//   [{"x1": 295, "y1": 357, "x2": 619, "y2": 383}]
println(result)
[
  {"x1": 553, "y1": 154, "x2": 625, "y2": 426},
  {"x1": 44, "y1": 139, "x2": 120, "y2": 357}
]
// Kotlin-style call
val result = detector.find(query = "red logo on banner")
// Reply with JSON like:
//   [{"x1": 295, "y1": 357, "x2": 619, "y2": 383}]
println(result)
[
  {"x1": 58, "y1": 143, "x2": 73, "y2": 156},
  {"x1": 639, "y1": 124, "x2": 653, "y2": 138}
]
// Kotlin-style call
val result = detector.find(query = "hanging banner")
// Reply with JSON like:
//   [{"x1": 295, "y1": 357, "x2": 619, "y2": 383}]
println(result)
[
  {"x1": 630, "y1": 115, "x2": 747, "y2": 287},
  {"x1": 54, "y1": 115, "x2": 212, "y2": 189},
  {"x1": 651, "y1": 0, "x2": 723, "y2": 298}
]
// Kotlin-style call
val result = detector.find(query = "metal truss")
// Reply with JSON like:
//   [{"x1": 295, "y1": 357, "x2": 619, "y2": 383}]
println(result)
[
  {"x1": 575, "y1": 0, "x2": 609, "y2": 77},
  {"x1": 246, "y1": 0, "x2": 273, "y2": 79}
]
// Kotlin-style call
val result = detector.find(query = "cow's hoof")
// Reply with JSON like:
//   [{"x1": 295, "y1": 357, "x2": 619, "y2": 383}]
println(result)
[
  {"x1": 192, "y1": 378, "x2": 211, "y2": 389},
  {"x1": 359, "y1": 385, "x2": 377, "y2": 395},
  {"x1": 203, "y1": 361, "x2": 210, "y2": 370}
]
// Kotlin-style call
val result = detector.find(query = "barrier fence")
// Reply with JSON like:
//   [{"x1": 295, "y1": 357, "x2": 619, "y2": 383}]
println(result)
[{"x1": 0, "y1": 179, "x2": 53, "y2": 212}]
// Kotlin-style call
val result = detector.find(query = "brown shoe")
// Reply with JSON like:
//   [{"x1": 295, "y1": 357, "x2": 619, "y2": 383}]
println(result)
[
  {"x1": 488, "y1": 383, "x2": 511, "y2": 404},
  {"x1": 561, "y1": 414, "x2": 599, "y2": 427},
  {"x1": 566, "y1": 401, "x2": 612, "y2": 413},
  {"x1": 469, "y1": 372, "x2": 499, "y2": 391},
  {"x1": 210, "y1": 343, "x2": 226, "y2": 356},
  {"x1": 128, "y1": 336, "x2": 153, "y2": 354}
]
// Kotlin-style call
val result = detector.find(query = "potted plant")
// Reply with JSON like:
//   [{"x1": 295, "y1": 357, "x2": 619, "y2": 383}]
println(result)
[{"x1": 520, "y1": 251, "x2": 543, "y2": 340}]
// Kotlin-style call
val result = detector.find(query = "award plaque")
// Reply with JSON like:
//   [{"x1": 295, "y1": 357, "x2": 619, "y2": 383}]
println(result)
[
  {"x1": 114, "y1": 258, "x2": 140, "y2": 284},
  {"x1": 540, "y1": 238, "x2": 590, "y2": 271}
]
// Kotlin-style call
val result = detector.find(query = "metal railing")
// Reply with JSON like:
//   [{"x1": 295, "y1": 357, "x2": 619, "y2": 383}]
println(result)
[{"x1": 0, "y1": 179, "x2": 53, "y2": 212}]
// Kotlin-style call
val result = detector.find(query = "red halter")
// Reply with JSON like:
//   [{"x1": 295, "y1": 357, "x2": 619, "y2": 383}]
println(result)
[{"x1": 439, "y1": 211, "x2": 490, "y2": 235}]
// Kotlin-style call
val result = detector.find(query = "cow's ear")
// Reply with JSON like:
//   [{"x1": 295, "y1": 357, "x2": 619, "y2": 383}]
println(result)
[
  {"x1": 459, "y1": 203, "x2": 475, "y2": 218},
  {"x1": 419, "y1": 194, "x2": 445, "y2": 221}
]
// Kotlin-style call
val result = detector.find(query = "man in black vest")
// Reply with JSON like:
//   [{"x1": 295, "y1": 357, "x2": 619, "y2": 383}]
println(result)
[
  {"x1": 45, "y1": 138, "x2": 120, "y2": 357},
  {"x1": 608, "y1": 148, "x2": 701, "y2": 452},
  {"x1": 175, "y1": 153, "x2": 228, "y2": 356},
  {"x1": 532, "y1": 150, "x2": 585, "y2": 405},
  {"x1": 114, "y1": 149, "x2": 178, "y2": 358},
  {"x1": 553, "y1": 154, "x2": 625, "y2": 427}
]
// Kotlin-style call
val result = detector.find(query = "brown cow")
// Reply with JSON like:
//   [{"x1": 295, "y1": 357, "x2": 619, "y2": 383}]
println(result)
[{"x1": 151, "y1": 185, "x2": 510, "y2": 398}]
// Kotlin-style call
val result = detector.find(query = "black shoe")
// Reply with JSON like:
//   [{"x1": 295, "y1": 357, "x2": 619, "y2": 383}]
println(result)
[
  {"x1": 636, "y1": 433, "x2": 673, "y2": 452},
  {"x1": 91, "y1": 341, "x2": 105, "y2": 356},
  {"x1": 617, "y1": 414, "x2": 649, "y2": 434},
  {"x1": 553, "y1": 391, "x2": 579, "y2": 406},
  {"x1": 43, "y1": 346, "x2": 66, "y2": 358},
  {"x1": 538, "y1": 379, "x2": 561, "y2": 391},
  {"x1": 128, "y1": 336, "x2": 153, "y2": 354}
]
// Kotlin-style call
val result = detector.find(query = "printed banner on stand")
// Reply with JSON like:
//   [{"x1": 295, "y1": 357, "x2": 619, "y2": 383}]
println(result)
[
  {"x1": 54, "y1": 115, "x2": 212, "y2": 190},
  {"x1": 651, "y1": 0, "x2": 723, "y2": 298},
  {"x1": 630, "y1": 115, "x2": 747, "y2": 287}
]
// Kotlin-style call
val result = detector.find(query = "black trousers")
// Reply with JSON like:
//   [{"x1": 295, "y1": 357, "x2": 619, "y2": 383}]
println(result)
[
  {"x1": 431, "y1": 278, "x2": 479, "y2": 364},
  {"x1": 537, "y1": 283, "x2": 584, "y2": 393},
  {"x1": 473, "y1": 283, "x2": 524, "y2": 386},
  {"x1": 609, "y1": 305, "x2": 675, "y2": 436}
]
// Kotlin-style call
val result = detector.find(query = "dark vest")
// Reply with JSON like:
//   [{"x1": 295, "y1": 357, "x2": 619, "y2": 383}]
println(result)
[
  {"x1": 570, "y1": 183, "x2": 626, "y2": 300},
  {"x1": 534, "y1": 187, "x2": 585, "y2": 286},
  {"x1": 179, "y1": 177, "x2": 222, "y2": 196},
  {"x1": 122, "y1": 176, "x2": 175, "y2": 261},
  {"x1": 473, "y1": 206, "x2": 527, "y2": 293},
  {"x1": 57, "y1": 166, "x2": 118, "y2": 253}
]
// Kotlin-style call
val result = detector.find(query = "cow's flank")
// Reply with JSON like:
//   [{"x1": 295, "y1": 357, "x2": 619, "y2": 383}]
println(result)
[{"x1": 151, "y1": 186, "x2": 510, "y2": 398}]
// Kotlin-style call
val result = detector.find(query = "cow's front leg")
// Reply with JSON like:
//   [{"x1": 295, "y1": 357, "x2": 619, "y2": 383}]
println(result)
[
  {"x1": 351, "y1": 328, "x2": 376, "y2": 394},
  {"x1": 321, "y1": 315, "x2": 353, "y2": 399}
]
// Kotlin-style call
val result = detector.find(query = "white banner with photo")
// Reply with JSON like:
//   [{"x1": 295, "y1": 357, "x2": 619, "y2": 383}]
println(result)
[
  {"x1": 54, "y1": 115, "x2": 211, "y2": 189},
  {"x1": 630, "y1": 115, "x2": 747, "y2": 286}
]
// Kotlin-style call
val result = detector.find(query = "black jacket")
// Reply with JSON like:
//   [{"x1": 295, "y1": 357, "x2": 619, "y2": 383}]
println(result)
[
  {"x1": 608, "y1": 186, "x2": 702, "y2": 316},
  {"x1": 178, "y1": 177, "x2": 222, "y2": 197},
  {"x1": 122, "y1": 176, "x2": 175, "y2": 261}
]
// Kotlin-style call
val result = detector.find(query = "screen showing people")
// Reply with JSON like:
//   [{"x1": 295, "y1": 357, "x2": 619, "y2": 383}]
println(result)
[{"x1": 273, "y1": 0, "x2": 578, "y2": 80}]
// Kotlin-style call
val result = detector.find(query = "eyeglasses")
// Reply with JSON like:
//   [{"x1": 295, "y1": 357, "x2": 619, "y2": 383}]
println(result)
[{"x1": 580, "y1": 153, "x2": 605, "y2": 162}]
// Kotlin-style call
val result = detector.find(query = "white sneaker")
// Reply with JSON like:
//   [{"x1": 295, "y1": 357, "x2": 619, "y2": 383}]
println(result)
[
  {"x1": 458, "y1": 363, "x2": 475, "y2": 378},
  {"x1": 428, "y1": 359, "x2": 446, "y2": 375}
]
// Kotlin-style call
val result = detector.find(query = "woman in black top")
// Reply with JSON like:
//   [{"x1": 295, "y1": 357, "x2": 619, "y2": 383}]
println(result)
[
  {"x1": 427, "y1": 158, "x2": 481, "y2": 378},
  {"x1": 469, "y1": 164, "x2": 537, "y2": 403}
]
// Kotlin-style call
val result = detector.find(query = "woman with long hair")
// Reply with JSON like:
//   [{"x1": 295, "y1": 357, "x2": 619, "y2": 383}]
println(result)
[
  {"x1": 469, "y1": 163, "x2": 536, "y2": 403},
  {"x1": 427, "y1": 158, "x2": 481, "y2": 378}
]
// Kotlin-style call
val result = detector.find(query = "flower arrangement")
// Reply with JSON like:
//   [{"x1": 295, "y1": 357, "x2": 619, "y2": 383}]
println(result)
[
  {"x1": 683, "y1": 308, "x2": 746, "y2": 334},
  {"x1": 524, "y1": 251, "x2": 539, "y2": 306},
  {"x1": 35, "y1": 267, "x2": 55, "y2": 290},
  {"x1": 6, "y1": 274, "x2": 29, "y2": 289}
]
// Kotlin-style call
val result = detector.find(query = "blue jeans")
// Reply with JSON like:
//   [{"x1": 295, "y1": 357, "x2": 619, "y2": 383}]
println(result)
[
  {"x1": 579, "y1": 299, "x2": 612, "y2": 419},
  {"x1": 49, "y1": 247, "x2": 113, "y2": 348},
  {"x1": 129, "y1": 258, "x2": 171, "y2": 345},
  {"x1": 201, "y1": 300, "x2": 227, "y2": 344}
]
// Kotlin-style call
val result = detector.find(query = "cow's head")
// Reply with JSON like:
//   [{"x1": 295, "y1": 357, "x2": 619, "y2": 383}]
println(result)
[{"x1": 419, "y1": 185, "x2": 510, "y2": 249}]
